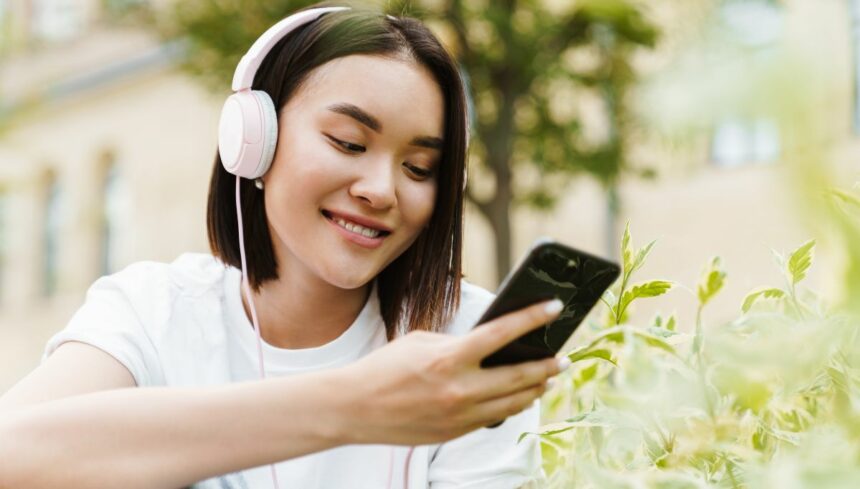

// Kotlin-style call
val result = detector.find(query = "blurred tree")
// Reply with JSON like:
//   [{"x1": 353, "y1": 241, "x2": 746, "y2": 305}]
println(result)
[{"x1": 158, "y1": 0, "x2": 659, "y2": 281}]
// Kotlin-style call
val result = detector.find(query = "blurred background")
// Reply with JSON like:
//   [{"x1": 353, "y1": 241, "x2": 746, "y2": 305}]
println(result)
[{"x1": 0, "y1": 0, "x2": 857, "y2": 393}]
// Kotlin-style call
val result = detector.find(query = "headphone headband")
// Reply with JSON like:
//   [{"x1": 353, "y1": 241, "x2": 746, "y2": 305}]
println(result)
[{"x1": 230, "y1": 6, "x2": 350, "y2": 91}]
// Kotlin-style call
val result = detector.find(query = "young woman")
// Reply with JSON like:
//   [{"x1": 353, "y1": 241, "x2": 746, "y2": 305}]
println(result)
[{"x1": 0, "y1": 4, "x2": 569, "y2": 488}]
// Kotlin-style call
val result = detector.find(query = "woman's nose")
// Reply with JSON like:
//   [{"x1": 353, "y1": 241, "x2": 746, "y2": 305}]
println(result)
[{"x1": 349, "y1": 160, "x2": 397, "y2": 209}]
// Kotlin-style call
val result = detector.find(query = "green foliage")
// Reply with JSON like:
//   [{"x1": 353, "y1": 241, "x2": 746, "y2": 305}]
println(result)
[
  {"x1": 158, "y1": 0, "x2": 324, "y2": 91},
  {"x1": 697, "y1": 257, "x2": 726, "y2": 307},
  {"x1": 604, "y1": 223, "x2": 670, "y2": 325},
  {"x1": 530, "y1": 205, "x2": 860, "y2": 488},
  {"x1": 740, "y1": 240, "x2": 819, "y2": 319},
  {"x1": 652, "y1": 313, "x2": 678, "y2": 332},
  {"x1": 618, "y1": 281, "x2": 673, "y2": 321},
  {"x1": 741, "y1": 287, "x2": 785, "y2": 313},
  {"x1": 831, "y1": 187, "x2": 860, "y2": 212},
  {"x1": 787, "y1": 239, "x2": 816, "y2": 286}
]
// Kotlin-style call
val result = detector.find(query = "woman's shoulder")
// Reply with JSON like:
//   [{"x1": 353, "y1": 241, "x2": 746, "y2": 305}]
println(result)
[
  {"x1": 444, "y1": 280, "x2": 496, "y2": 336},
  {"x1": 106, "y1": 253, "x2": 228, "y2": 292},
  {"x1": 89, "y1": 253, "x2": 230, "y2": 321}
]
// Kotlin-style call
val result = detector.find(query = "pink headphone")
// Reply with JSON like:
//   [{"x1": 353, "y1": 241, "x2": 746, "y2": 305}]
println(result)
[
  {"x1": 217, "y1": 6, "x2": 348, "y2": 179},
  {"x1": 216, "y1": 6, "x2": 414, "y2": 489}
]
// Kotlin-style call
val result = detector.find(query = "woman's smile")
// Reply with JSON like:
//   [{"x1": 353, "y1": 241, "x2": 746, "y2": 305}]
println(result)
[{"x1": 321, "y1": 209, "x2": 392, "y2": 249}]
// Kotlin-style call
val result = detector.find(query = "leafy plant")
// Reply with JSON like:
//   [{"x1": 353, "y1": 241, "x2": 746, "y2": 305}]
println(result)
[
  {"x1": 601, "y1": 222, "x2": 671, "y2": 326},
  {"x1": 526, "y1": 210, "x2": 860, "y2": 488}
]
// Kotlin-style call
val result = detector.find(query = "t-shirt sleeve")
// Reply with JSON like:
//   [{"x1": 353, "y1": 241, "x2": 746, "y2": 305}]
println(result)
[
  {"x1": 41, "y1": 262, "x2": 166, "y2": 387},
  {"x1": 427, "y1": 281, "x2": 545, "y2": 488},
  {"x1": 428, "y1": 403, "x2": 544, "y2": 488}
]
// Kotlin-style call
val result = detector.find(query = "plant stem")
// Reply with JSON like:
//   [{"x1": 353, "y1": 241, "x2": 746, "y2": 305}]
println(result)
[
  {"x1": 614, "y1": 278, "x2": 629, "y2": 326},
  {"x1": 789, "y1": 282, "x2": 807, "y2": 320}
]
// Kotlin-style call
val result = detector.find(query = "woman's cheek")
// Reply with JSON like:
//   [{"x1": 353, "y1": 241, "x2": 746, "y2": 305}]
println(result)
[{"x1": 404, "y1": 180, "x2": 437, "y2": 228}]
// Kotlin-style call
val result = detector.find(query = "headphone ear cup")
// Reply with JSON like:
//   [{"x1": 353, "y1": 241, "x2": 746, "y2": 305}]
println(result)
[
  {"x1": 253, "y1": 90, "x2": 278, "y2": 178},
  {"x1": 217, "y1": 90, "x2": 279, "y2": 179}
]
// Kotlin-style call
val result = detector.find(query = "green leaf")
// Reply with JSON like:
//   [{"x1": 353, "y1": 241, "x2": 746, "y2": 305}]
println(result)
[
  {"x1": 787, "y1": 239, "x2": 816, "y2": 285},
  {"x1": 831, "y1": 188, "x2": 860, "y2": 210},
  {"x1": 666, "y1": 315, "x2": 677, "y2": 331},
  {"x1": 646, "y1": 325, "x2": 678, "y2": 339},
  {"x1": 752, "y1": 426, "x2": 768, "y2": 451},
  {"x1": 575, "y1": 362, "x2": 600, "y2": 388},
  {"x1": 697, "y1": 257, "x2": 726, "y2": 306},
  {"x1": 633, "y1": 330, "x2": 677, "y2": 354},
  {"x1": 621, "y1": 222, "x2": 633, "y2": 276},
  {"x1": 567, "y1": 348, "x2": 616, "y2": 365},
  {"x1": 632, "y1": 240, "x2": 656, "y2": 273},
  {"x1": 517, "y1": 423, "x2": 576, "y2": 443},
  {"x1": 741, "y1": 287, "x2": 786, "y2": 313},
  {"x1": 570, "y1": 325, "x2": 677, "y2": 356},
  {"x1": 563, "y1": 407, "x2": 641, "y2": 430},
  {"x1": 618, "y1": 280, "x2": 673, "y2": 317}
]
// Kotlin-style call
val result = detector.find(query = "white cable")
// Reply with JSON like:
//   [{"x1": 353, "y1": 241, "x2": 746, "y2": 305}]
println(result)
[
  {"x1": 235, "y1": 175, "x2": 282, "y2": 489},
  {"x1": 237, "y1": 175, "x2": 412, "y2": 489}
]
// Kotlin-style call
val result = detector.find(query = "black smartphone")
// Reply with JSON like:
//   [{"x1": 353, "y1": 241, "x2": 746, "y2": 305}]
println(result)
[{"x1": 478, "y1": 239, "x2": 621, "y2": 368}]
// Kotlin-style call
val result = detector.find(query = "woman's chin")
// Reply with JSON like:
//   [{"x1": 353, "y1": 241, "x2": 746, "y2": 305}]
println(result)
[{"x1": 322, "y1": 268, "x2": 379, "y2": 291}]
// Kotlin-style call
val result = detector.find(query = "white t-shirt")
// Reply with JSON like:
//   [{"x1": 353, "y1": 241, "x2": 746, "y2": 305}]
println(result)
[{"x1": 43, "y1": 253, "x2": 544, "y2": 488}]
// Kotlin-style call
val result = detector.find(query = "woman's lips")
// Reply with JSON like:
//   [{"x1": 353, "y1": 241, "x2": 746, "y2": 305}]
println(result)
[{"x1": 322, "y1": 210, "x2": 390, "y2": 249}]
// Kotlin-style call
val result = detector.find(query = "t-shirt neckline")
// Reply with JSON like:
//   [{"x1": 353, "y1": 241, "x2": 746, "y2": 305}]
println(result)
[{"x1": 224, "y1": 266, "x2": 383, "y2": 369}]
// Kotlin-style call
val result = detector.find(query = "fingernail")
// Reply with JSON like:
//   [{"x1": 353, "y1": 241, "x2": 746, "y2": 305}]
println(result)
[
  {"x1": 544, "y1": 299, "x2": 564, "y2": 315},
  {"x1": 546, "y1": 378, "x2": 556, "y2": 390},
  {"x1": 557, "y1": 356, "x2": 572, "y2": 372}
]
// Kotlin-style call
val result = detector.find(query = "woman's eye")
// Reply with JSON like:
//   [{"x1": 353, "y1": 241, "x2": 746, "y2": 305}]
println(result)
[
  {"x1": 327, "y1": 135, "x2": 365, "y2": 153},
  {"x1": 404, "y1": 163, "x2": 434, "y2": 180}
]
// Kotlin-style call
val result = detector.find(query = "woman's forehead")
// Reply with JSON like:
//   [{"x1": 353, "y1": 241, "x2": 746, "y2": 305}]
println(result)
[{"x1": 289, "y1": 54, "x2": 445, "y2": 137}]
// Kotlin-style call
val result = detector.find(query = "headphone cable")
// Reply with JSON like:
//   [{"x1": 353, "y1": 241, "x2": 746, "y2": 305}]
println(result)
[
  {"x1": 236, "y1": 175, "x2": 411, "y2": 489},
  {"x1": 235, "y1": 176, "x2": 283, "y2": 489}
]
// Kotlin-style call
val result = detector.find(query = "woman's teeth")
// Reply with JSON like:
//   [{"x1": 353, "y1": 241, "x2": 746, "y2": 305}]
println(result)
[{"x1": 333, "y1": 217, "x2": 382, "y2": 238}]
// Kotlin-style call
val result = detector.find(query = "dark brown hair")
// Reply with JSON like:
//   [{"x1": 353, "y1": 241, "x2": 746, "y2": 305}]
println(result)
[{"x1": 206, "y1": 3, "x2": 467, "y2": 339}]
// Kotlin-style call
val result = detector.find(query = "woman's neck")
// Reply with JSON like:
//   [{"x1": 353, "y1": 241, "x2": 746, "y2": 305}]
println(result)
[{"x1": 239, "y1": 271, "x2": 371, "y2": 350}]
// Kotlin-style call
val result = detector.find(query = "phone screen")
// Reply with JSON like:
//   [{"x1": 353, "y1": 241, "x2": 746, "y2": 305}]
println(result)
[{"x1": 478, "y1": 241, "x2": 620, "y2": 368}]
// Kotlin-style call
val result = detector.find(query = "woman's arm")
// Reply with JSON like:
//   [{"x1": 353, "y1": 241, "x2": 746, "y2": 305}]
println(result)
[
  {"x1": 0, "y1": 300, "x2": 564, "y2": 489},
  {"x1": 0, "y1": 369, "x2": 351, "y2": 489}
]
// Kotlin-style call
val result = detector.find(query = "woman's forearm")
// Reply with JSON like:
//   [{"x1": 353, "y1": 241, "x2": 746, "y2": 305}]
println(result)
[{"x1": 0, "y1": 369, "x2": 354, "y2": 489}]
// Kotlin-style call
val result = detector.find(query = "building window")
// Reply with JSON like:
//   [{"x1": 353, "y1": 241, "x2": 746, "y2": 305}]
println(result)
[
  {"x1": 719, "y1": 0, "x2": 782, "y2": 47},
  {"x1": 43, "y1": 174, "x2": 61, "y2": 296},
  {"x1": 31, "y1": 0, "x2": 83, "y2": 43},
  {"x1": 710, "y1": 1, "x2": 783, "y2": 167},
  {"x1": 101, "y1": 161, "x2": 129, "y2": 275},
  {"x1": 711, "y1": 118, "x2": 780, "y2": 167}
]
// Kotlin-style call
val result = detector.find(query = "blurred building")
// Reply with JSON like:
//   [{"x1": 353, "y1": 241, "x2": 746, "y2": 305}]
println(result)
[
  {"x1": 1, "y1": 0, "x2": 859, "y2": 393},
  {"x1": 0, "y1": 0, "x2": 221, "y2": 390}
]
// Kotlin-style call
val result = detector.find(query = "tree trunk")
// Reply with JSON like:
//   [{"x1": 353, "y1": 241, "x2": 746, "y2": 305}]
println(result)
[
  {"x1": 462, "y1": 0, "x2": 520, "y2": 286},
  {"x1": 485, "y1": 76, "x2": 518, "y2": 285},
  {"x1": 487, "y1": 164, "x2": 513, "y2": 285}
]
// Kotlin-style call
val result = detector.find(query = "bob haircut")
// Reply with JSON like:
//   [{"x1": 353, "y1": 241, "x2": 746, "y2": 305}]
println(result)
[{"x1": 207, "y1": 3, "x2": 467, "y2": 340}]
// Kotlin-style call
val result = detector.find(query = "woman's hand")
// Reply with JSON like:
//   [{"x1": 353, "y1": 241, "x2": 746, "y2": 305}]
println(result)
[{"x1": 338, "y1": 299, "x2": 568, "y2": 446}]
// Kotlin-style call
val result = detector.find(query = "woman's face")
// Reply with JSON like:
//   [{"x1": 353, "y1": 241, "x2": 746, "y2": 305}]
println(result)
[{"x1": 262, "y1": 54, "x2": 444, "y2": 290}]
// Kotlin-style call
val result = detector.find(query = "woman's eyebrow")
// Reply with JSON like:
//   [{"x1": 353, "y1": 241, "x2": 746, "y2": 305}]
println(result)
[{"x1": 326, "y1": 102, "x2": 443, "y2": 150}]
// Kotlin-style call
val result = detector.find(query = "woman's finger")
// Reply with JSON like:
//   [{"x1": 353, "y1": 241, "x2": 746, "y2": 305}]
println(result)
[
  {"x1": 467, "y1": 356, "x2": 562, "y2": 402},
  {"x1": 457, "y1": 299, "x2": 564, "y2": 364},
  {"x1": 467, "y1": 382, "x2": 548, "y2": 429}
]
